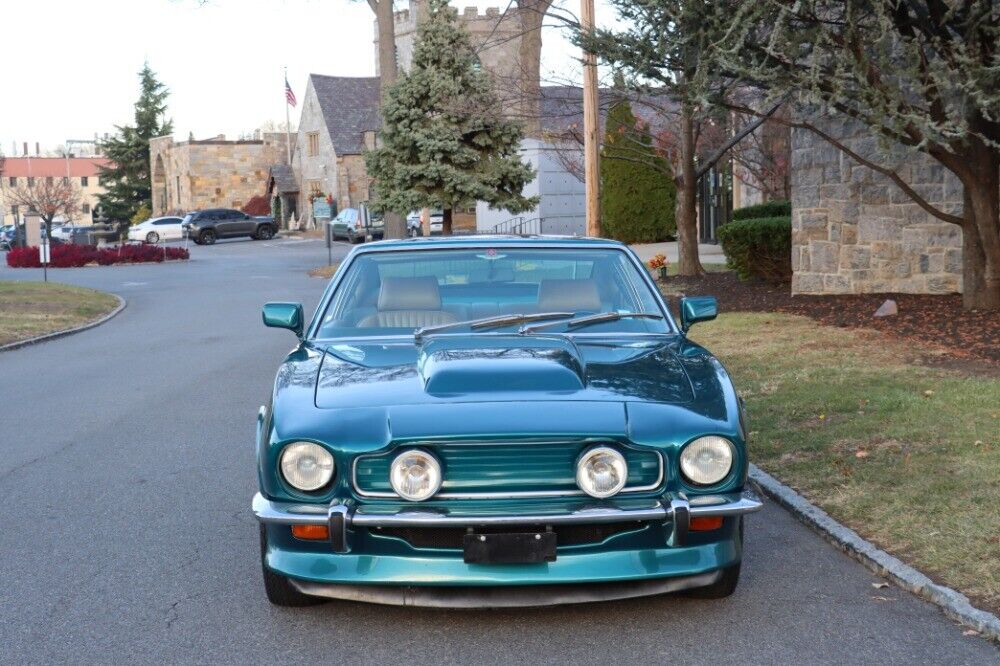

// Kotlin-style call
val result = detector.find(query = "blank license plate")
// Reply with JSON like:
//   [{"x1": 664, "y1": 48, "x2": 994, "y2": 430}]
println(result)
[{"x1": 463, "y1": 531, "x2": 557, "y2": 564}]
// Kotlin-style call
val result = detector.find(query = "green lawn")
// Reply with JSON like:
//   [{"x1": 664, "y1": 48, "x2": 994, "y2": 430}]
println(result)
[
  {"x1": 690, "y1": 312, "x2": 1000, "y2": 613},
  {"x1": 0, "y1": 281, "x2": 119, "y2": 346}
]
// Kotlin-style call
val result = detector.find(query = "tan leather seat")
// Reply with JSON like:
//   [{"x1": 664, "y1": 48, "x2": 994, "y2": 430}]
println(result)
[
  {"x1": 536, "y1": 279, "x2": 602, "y2": 313},
  {"x1": 358, "y1": 276, "x2": 458, "y2": 328}
]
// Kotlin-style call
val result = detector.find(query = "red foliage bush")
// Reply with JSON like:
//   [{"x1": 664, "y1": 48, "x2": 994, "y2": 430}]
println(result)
[
  {"x1": 241, "y1": 195, "x2": 272, "y2": 216},
  {"x1": 5, "y1": 244, "x2": 189, "y2": 268}
]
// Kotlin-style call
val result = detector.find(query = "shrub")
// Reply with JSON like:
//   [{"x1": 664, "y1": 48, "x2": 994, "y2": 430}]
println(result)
[
  {"x1": 732, "y1": 199, "x2": 791, "y2": 221},
  {"x1": 600, "y1": 101, "x2": 676, "y2": 243},
  {"x1": 242, "y1": 195, "x2": 271, "y2": 216},
  {"x1": 717, "y1": 216, "x2": 792, "y2": 283},
  {"x1": 5, "y1": 244, "x2": 189, "y2": 268},
  {"x1": 131, "y1": 204, "x2": 152, "y2": 225}
]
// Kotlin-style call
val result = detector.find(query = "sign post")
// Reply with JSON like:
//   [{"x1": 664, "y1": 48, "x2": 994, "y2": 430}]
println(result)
[{"x1": 39, "y1": 225, "x2": 50, "y2": 283}]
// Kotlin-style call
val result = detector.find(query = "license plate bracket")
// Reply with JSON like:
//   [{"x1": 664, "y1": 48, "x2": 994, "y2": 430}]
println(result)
[{"x1": 463, "y1": 531, "x2": 557, "y2": 564}]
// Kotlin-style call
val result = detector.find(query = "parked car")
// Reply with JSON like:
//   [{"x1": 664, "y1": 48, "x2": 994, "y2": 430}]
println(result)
[
  {"x1": 0, "y1": 224, "x2": 18, "y2": 250},
  {"x1": 49, "y1": 223, "x2": 80, "y2": 242},
  {"x1": 182, "y1": 209, "x2": 277, "y2": 245},
  {"x1": 330, "y1": 205, "x2": 384, "y2": 244},
  {"x1": 128, "y1": 216, "x2": 186, "y2": 244},
  {"x1": 254, "y1": 236, "x2": 761, "y2": 607},
  {"x1": 406, "y1": 209, "x2": 444, "y2": 237}
]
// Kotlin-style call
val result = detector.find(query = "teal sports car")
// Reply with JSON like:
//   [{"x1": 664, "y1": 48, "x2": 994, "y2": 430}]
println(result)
[{"x1": 254, "y1": 236, "x2": 761, "y2": 607}]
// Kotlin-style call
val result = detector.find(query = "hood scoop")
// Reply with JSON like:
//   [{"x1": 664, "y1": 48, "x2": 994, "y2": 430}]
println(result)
[{"x1": 418, "y1": 335, "x2": 585, "y2": 396}]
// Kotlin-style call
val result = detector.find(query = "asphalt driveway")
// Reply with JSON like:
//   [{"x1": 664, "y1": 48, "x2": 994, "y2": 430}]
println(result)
[{"x1": 0, "y1": 238, "x2": 995, "y2": 664}]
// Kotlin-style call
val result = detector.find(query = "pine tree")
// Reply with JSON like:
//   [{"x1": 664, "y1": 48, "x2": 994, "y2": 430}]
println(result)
[
  {"x1": 365, "y1": 0, "x2": 537, "y2": 234},
  {"x1": 98, "y1": 63, "x2": 173, "y2": 223},
  {"x1": 600, "y1": 101, "x2": 676, "y2": 244}
]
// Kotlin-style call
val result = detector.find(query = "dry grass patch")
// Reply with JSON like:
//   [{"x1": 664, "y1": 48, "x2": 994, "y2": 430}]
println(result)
[
  {"x1": 0, "y1": 281, "x2": 119, "y2": 346},
  {"x1": 690, "y1": 312, "x2": 1000, "y2": 613},
  {"x1": 308, "y1": 263, "x2": 341, "y2": 279}
]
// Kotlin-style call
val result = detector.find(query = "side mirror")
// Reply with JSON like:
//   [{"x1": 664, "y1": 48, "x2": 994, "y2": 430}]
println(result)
[
  {"x1": 262, "y1": 302, "x2": 304, "y2": 337},
  {"x1": 680, "y1": 296, "x2": 718, "y2": 333}
]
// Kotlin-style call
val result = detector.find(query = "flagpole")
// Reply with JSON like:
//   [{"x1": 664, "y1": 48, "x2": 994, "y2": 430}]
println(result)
[{"x1": 284, "y1": 67, "x2": 292, "y2": 165}]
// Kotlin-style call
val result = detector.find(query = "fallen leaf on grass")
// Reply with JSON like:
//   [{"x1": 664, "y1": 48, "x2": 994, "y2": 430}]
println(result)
[
  {"x1": 855, "y1": 450, "x2": 870, "y2": 459},
  {"x1": 871, "y1": 582, "x2": 889, "y2": 589},
  {"x1": 923, "y1": 390, "x2": 935, "y2": 397},
  {"x1": 962, "y1": 629, "x2": 980, "y2": 637},
  {"x1": 871, "y1": 596, "x2": 893, "y2": 602}
]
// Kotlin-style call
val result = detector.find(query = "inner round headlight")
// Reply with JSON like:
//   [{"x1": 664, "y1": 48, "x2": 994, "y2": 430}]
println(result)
[
  {"x1": 680, "y1": 436, "x2": 734, "y2": 486},
  {"x1": 389, "y1": 449, "x2": 442, "y2": 501},
  {"x1": 279, "y1": 442, "x2": 335, "y2": 491},
  {"x1": 576, "y1": 446, "x2": 628, "y2": 498}
]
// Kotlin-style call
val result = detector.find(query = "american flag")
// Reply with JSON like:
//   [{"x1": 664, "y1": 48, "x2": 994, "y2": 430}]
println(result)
[{"x1": 285, "y1": 76, "x2": 297, "y2": 107}]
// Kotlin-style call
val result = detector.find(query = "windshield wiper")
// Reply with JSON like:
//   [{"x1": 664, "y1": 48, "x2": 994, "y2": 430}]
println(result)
[
  {"x1": 414, "y1": 311, "x2": 575, "y2": 341},
  {"x1": 519, "y1": 311, "x2": 664, "y2": 334}
]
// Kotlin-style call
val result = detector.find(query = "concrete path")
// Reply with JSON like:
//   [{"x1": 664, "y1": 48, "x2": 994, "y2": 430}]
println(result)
[
  {"x1": 630, "y1": 240, "x2": 727, "y2": 264},
  {"x1": 0, "y1": 237, "x2": 995, "y2": 664}
]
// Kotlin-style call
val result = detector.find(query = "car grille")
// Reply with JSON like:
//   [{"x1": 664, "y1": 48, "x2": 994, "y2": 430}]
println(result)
[
  {"x1": 372, "y1": 522, "x2": 648, "y2": 550},
  {"x1": 353, "y1": 441, "x2": 662, "y2": 498}
]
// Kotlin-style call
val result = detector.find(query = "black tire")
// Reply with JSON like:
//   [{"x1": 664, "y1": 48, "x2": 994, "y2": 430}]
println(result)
[
  {"x1": 349, "y1": 231, "x2": 362, "y2": 244},
  {"x1": 259, "y1": 524, "x2": 325, "y2": 607},
  {"x1": 686, "y1": 517, "x2": 744, "y2": 599},
  {"x1": 146, "y1": 231, "x2": 159, "y2": 244},
  {"x1": 254, "y1": 225, "x2": 275, "y2": 241},
  {"x1": 200, "y1": 229, "x2": 217, "y2": 245}
]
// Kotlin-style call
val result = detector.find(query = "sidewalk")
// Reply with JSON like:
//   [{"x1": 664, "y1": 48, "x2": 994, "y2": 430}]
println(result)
[{"x1": 629, "y1": 241, "x2": 727, "y2": 264}]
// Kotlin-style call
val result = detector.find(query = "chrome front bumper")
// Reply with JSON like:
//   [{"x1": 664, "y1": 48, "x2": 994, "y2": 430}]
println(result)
[{"x1": 252, "y1": 491, "x2": 763, "y2": 552}]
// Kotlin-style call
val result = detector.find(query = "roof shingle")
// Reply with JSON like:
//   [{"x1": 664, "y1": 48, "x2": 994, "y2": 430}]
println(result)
[{"x1": 310, "y1": 74, "x2": 381, "y2": 156}]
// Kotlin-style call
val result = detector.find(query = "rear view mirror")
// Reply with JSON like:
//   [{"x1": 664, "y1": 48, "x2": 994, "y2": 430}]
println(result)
[
  {"x1": 262, "y1": 302, "x2": 304, "y2": 337},
  {"x1": 679, "y1": 296, "x2": 718, "y2": 333}
]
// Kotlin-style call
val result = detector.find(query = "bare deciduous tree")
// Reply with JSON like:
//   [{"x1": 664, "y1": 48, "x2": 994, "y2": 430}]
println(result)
[{"x1": 6, "y1": 178, "x2": 82, "y2": 239}]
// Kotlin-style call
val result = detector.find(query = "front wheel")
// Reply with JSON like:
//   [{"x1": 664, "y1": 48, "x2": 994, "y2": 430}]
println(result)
[
  {"x1": 259, "y1": 525, "x2": 325, "y2": 607},
  {"x1": 200, "y1": 230, "x2": 217, "y2": 245},
  {"x1": 254, "y1": 225, "x2": 274, "y2": 241},
  {"x1": 146, "y1": 231, "x2": 160, "y2": 244}
]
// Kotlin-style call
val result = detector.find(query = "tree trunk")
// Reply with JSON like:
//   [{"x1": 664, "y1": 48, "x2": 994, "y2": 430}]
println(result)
[
  {"x1": 374, "y1": 0, "x2": 407, "y2": 240},
  {"x1": 960, "y1": 147, "x2": 1000, "y2": 310},
  {"x1": 515, "y1": 1, "x2": 551, "y2": 139},
  {"x1": 676, "y1": 109, "x2": 704, "y2": 276},
  {"x1": 442, "y1": 208, "x2": 453, "y2": 236}
]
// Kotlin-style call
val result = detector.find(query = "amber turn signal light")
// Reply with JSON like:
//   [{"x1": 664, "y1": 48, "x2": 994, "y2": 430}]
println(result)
[
  {"x1": 291, "y1": 524, "x2": 330, "y2": 540},
  {"x1": 689, "y1": 516, "x2": 724, "y2": 531}
]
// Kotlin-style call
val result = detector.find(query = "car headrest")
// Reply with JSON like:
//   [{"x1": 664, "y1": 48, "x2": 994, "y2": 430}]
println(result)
[
  {"x1": 378, "y1": 276, "x2": 443, "y2": 311},
  {"x1": 536, "y1": 279, "x2": 601, "y2": 313}
]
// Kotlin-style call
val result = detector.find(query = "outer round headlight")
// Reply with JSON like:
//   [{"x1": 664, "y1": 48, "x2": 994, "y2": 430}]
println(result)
[
  {"x1": 279, "y1": 442, "x2": 335, "y2": 491},
  {"x1": 680, "y1": 436, "x2": 734, "y2": 486},
  {"x1": 576, "y1": 446, "x2": 628, "y2": 498},
  {"x1": 390, "y1": 450, "x2": 442, "y2": 501}
]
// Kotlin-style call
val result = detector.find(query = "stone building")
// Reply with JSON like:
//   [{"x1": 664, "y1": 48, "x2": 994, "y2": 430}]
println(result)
[
  {"x1": 149, "y1": 133, "x2": 289, "y2": 215},
  {"x1": 791, "y1": 114, "x2": 964, "y2": 295}
]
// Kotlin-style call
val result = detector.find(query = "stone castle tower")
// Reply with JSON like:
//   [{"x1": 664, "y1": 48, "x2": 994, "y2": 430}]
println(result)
[{"x1": 373, "y1": 1, "x2": 532, "y2": 114}]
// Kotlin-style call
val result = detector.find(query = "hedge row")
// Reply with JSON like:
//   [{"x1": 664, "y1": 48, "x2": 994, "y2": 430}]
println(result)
[
  {"x1": 717, "y1": 216, "x2": 792, "y2": 283},
  {"x1": 732, "y1": 199, "x2": 791, "y2": 221},
  {"x1": 6, "y1": 244, "x2": 189, "y2": 268}
]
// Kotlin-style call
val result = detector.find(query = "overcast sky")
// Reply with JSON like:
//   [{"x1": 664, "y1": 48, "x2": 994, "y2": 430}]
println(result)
[{"x1": 0, "y1": 0, "x2": 618, "y2": 154}]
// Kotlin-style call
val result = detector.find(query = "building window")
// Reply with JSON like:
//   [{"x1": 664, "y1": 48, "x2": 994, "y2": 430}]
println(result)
[
  {"x1": 46, "y1": 176, "x2": 54, "y2": 185},
  {"x1": 175, "y1": 176, "x2": 180, "y2": 204},
  {"x1": 308, "y1": 180, "x2": 322, "y2": 196},
  {"x1": 8, "y1": 177, "x2": 15, "y2": 187},
  {"x1": 82, "y1": 203, "x2": 91, "y2": 214},
  {"x1": 27, "y1": 177, "x2": 35, "y2": 187},
  {"x1": 307, "y1": 132, "x2": 320, "y2": 156},
  {"x1": 81, "y1": 176, "x2": 88, "y2": 187},
  {"x1": 62, "y1": 176, "x2": 69, "y2": 185}
]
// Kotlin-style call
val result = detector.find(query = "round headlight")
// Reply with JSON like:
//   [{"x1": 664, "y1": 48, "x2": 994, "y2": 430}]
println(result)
[
  {"x1": 680, "y1": 436, "x2": 734, "y2": 486},
  {"x1": 576, "y1": 446, "x2": 628, "y2": 498},
  {"x1": 279, "y1": 442, "x2": 335, "y2": 491},
  {"x1": 389, "y1": 450, "x2": 442, "y2": 501}
]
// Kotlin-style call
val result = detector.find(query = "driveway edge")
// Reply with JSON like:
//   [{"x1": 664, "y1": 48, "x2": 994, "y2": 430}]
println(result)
[
  {"x1": 749, "y1": 464, "x2": 1000, "y2": 642},
  {"x1": 0, "y1": 294, "x2": 126, "y2": 353}
]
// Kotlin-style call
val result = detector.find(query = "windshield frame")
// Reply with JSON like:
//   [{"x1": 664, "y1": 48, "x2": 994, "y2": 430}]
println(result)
[{"x1": 305, "y1": 243, "x2": 681, "y2": 341}]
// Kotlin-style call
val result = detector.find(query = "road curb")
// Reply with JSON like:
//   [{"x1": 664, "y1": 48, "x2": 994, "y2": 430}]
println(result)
[
  {"x1": 0, "y1": 293, "x2": 126, "y2": 353},
  {"x1": 748, "y1": 464, "x2": 999, "y2": 642}
]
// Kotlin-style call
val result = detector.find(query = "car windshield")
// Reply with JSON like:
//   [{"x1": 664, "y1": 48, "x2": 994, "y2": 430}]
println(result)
[
  {"x1": 181, "y1": 214, "x2": 194, "y2": 224},
  {"x1": 315, "y1": 247, "x2": 672, "y2": 338}
]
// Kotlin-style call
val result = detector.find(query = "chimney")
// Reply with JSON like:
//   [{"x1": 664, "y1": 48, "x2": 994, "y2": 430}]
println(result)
[
  {"x1": 23, "y1": 142, "x2": 28, "y2": 156},
  {"x1": 35, "y1": 142, "x2": 40, "y2": 156}
]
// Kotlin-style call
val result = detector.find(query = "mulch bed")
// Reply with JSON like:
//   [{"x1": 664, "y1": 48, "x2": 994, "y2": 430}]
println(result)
[{"x1": 662, "y1": 272, "x2": 1000, "y2": 367}]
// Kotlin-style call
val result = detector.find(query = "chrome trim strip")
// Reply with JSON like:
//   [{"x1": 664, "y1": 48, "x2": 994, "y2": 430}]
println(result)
[
  {"x1": 688, "y1": 492, "x2": 763, "y2": 517},
  {"x1": 351, "y1": 444, "x2": 664, "y2": 500}
]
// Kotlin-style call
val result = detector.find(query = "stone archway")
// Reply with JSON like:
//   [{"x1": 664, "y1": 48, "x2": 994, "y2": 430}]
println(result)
[{"x1": 152, "y1": 154, "x2": 167, "y2": 214}]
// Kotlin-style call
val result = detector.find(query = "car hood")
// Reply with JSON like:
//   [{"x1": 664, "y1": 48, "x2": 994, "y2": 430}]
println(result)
[{"x1": 312, "y1": 334, "x2": 701, "y2": 409}]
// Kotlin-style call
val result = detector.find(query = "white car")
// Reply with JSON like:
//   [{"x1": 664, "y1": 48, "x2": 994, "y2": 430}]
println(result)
[
  {"x1": 49, "y1": 223, "x2": 79, "y2": 242},
  {"x1": 128, "y1": 216, "x2": 186, "y2": 244},
  {"x1": 405, "y1": 210, "x2": 444, "y2": 237}
]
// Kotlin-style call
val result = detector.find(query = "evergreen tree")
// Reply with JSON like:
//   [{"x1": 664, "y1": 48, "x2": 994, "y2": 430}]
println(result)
[
  {"x1": 600, "y1": 101, "x2": 676, "y2": 244},
  {"x1": 365, "y1": 0, "x2": 537, "y2": 234},
  {"x1": 98, "y1": 63, "x2": 172, "y2": 223}
]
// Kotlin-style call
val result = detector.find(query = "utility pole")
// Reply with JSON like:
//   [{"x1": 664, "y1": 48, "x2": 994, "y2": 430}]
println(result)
[{"x1": 580, "y1": 0, "x2": 600, "y2": 237}]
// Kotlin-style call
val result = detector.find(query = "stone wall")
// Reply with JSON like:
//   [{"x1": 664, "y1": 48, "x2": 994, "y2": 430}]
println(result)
[
  {"x1": 150, "y1": 135, "x2": 288, "y2": 215},
  {"x1": 791, "y1": 114, "x2": 964, "y2": 295}
]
